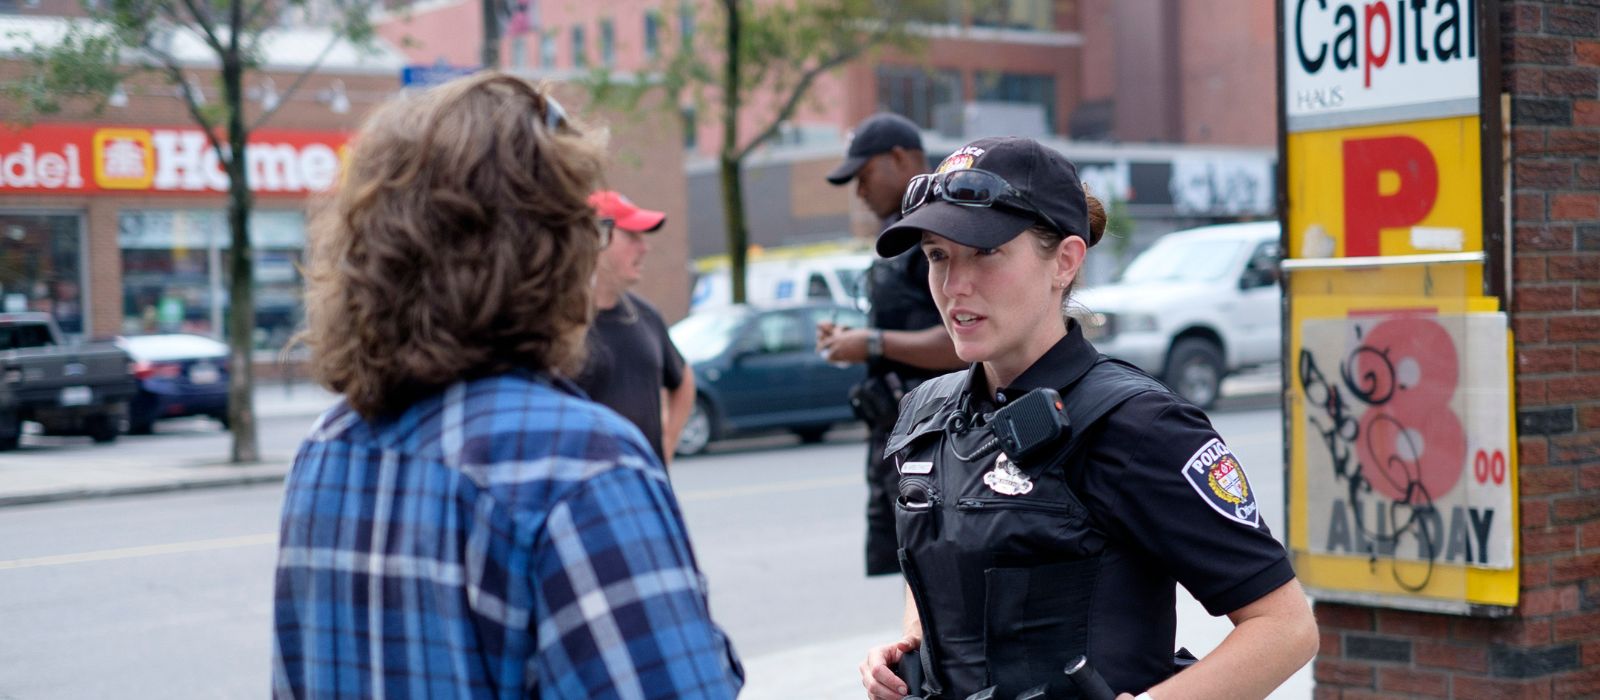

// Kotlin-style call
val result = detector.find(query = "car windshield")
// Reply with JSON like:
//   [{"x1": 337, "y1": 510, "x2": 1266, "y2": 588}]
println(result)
[
  {"x1": 121, "y1": 334, "x2": 229, "y2": 361},
  {"x1": 670, "y1": 308, "x2": 751, "y2": 363},
  {"x1": 1116, "y1": 237, "x2": 1246, "y2": 284}
]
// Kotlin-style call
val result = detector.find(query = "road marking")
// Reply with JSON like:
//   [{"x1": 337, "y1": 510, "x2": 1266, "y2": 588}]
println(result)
[
  {"x1": 678, "y1": 475, "x2": 859, "y2": 502},
  {"x1": 0, "y1": 533, "x2": 278, "y2": 572},
  {"x1": 0, "y1": 476, "x2": 860, "y2": 570}
]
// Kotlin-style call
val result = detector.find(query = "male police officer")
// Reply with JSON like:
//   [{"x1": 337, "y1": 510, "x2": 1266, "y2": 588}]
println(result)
[{"x1": 816, "y1": 113, "x2": 963, "y2": 576}]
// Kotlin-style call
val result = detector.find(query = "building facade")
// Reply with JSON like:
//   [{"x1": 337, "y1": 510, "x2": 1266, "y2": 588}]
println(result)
[{"x1": 0, "y1": 16, "x2": 405, "y2": 357}]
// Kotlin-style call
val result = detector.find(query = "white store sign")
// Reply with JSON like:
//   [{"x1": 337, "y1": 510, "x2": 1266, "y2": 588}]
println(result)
[{"x1": 1284, "y1": 0, "x2": 1481, "y2": 131}]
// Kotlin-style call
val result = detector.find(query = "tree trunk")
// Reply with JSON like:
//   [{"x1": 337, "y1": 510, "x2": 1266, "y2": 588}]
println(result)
[
  {"x1": 481, "y1": 0, "x2": 501, "y2": 68},
  {"x1": 719, "y1": 154, "x2": 748, "y2": 304},
  {"x1": 222, "y1": 52, "x2": 259, "y2": 464},
  {"x1": 720, "y1": 0, "x2": 746, "y2": 304}
]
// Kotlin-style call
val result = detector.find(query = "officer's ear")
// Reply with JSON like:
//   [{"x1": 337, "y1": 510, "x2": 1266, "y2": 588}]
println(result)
[{"x1": 1053, "y1": 234, "x2": 1087, "y2": 290}]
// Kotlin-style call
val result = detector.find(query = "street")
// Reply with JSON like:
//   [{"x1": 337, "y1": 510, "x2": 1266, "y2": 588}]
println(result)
[{"x1": 0, "y1": 401, "x2": 1308, "y2": 699}]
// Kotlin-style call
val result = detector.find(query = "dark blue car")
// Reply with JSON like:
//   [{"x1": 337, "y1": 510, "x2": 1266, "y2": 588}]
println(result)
[
  {"x1": 117, "y1": 334, "x2": 230, "y2": 434},
  {"x1": 669, "y1": 303, "x2": 867, "y2": 456}
]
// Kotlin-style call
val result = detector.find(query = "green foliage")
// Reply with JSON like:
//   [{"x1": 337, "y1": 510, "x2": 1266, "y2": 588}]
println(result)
[
  {"x1": 585, "y1": 0, "x2": 943, "y2": 157},
  {"x1": 2, "y1": 28, "x2": 127, "y2": 122},
  {"x1": 4, "y1": 0, "x2": 382, "y2": 463},
  {"x1": 1105, "y1": 195, "x2": 1135, "y2": 262}
]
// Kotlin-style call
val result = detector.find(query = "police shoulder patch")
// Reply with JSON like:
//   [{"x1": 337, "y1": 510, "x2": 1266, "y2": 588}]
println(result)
[{"x1": 1181, "y1": 437, "x2": 1260, "y2": 527}]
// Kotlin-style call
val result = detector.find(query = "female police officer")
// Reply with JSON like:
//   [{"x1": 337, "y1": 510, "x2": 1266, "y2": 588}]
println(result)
[{"x1": 857, "y1": 137, "x2": 1317, "y2": 700}]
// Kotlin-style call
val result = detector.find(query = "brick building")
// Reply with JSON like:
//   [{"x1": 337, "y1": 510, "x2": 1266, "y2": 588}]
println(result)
[
  {"x1": 376, "y1": 1, "x2": 1284, "y2": 294},
  {"x1": 0, "y1": 16, "x2": 405, "y2": 356},
  {"x1": 1309, "y1": 2, "x2": 1600, "y2": 698}
]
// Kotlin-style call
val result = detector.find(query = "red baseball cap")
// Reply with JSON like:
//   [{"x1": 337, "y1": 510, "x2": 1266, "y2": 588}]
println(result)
[{"x1": 588, "y1": 190, "x2": 666, "y2": 233}]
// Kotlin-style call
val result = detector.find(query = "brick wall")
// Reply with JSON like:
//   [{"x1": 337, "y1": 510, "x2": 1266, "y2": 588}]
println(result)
[{"x1": 1311, "y1": 2, "x2": 1600, "y2": 698}]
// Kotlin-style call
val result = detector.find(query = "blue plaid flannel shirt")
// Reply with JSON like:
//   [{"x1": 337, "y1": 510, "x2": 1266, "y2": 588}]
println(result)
[{"x1": 272, "y1": 371, "x2": 743, "y2": 698}]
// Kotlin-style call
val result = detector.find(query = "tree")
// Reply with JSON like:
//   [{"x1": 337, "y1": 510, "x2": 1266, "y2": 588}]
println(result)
[
  {"x1": 590, "y1": 0, "x2": 944, "y2": 303},
  {"x1": 5, "y1": 0, "x2": 375, "y2": 463}
]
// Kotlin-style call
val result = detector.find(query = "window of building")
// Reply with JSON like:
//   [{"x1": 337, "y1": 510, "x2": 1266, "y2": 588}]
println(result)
[
  {"x1": 678, "y1": 1, "x2": 695, "y2": 48},
  {"x1": 511, "y1": 36, "x2": 527, "y2": 68},
  {"x1": 644, "y1": 10, "x2": 662, "y2": 59},
  {"x1": 976, "y1": 71, "x2": 1056, "y2": 130},
  {"x1": 599, "y1": 18, "x2": 615, "y2": 66},
  {"x1": 970, "y1": 0, "x2": 1054, "y2": 31},
  {"x1": 681, "y1": 105, "x2": 697, "y2": 150},
  {"x1": 118, "y1": 209, "x2": 306, "y2": 352},
  {"x1": 0, "y1": 213, "x2": 85, "y2": 338},
  {"x1": 571, "y1": 25, "x2": 587, "y2": 68},
  {"x1": 875, "y1": 65, "x2": 962, "y2": 130},
  {"x1": 540, "y1": 29, "x2": 558, "y2": 69}
]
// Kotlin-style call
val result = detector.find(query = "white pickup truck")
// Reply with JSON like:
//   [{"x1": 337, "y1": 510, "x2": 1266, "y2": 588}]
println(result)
[{"x1": 1073, "y1": 222, "x2": 1282, "y2": 408}]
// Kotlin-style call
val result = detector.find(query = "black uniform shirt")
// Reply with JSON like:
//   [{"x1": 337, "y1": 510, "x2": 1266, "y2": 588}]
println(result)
[
  {"x1": 965, "y1": 324, "x2": 1295, "y2": 683},
  {"x1": 865, "y1": 248, "x2": 944, "y2": 383}
]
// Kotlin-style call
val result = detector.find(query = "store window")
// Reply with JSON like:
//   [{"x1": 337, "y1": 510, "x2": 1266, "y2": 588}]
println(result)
[
  {"x1": 0, "y1": 212, "x2": 85, "y2": 338},
  {"x1": 876, "y1": 65, "x2": 962, "y2": 130},
  {"x1": 119, "y1": 209, "x2": 305, "y2": 353}
]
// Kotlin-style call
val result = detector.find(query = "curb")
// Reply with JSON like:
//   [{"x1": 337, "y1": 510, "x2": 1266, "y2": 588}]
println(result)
[{"x1": 0, "y1": 468, "x2": 290, "y2": 509}]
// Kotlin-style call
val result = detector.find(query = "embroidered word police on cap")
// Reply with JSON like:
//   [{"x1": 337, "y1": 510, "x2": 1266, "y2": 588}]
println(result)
[{"x1": 1182, "y1": 438, "x2": 1260, "y2": 527}]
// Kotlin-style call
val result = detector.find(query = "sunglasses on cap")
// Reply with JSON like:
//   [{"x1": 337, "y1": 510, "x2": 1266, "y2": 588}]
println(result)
[
  {"x1": 542, "y1": 94, "x2": 570, "y2": 132},
  {"x1": 901, "y1": 168, "x2": 1063, "y2": 237}
]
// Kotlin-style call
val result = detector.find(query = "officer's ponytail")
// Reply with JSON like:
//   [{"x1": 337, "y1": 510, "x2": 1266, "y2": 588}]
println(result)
[{"x1": 1086, "y1": 192, "x2": 1107, "y2": 245}]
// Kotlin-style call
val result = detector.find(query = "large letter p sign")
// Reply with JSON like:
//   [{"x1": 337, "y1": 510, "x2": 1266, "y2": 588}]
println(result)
[{"x1": 1341, "y1": 136, "x2": 1438, "y2": 258}]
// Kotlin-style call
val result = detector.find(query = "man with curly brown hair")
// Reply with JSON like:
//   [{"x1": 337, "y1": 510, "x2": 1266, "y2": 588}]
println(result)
[{"x1": 272, "y1": 73, "x2": 742, "y2": 699}]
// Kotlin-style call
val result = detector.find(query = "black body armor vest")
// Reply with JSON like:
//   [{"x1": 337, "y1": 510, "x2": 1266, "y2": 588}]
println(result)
[{"x1": 885, "y1": 358, "x2": 1168, "y2": 699}]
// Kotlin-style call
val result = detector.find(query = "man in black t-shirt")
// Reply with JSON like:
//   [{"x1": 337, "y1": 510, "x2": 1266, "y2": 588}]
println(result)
[
  {"x1": 816, "y1": 113, "x2": 964, "y2": 576},
  {"x1": 575, "y1": 190, "x2": 694, "y2": 466}
]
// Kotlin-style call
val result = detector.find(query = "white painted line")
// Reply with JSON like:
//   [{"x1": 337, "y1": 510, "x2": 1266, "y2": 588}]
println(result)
[
  {"x1": 678, "y1": 475, "x2": 859, "y2": 502},
  {"x1": 0, "y1": 533, "x2": 278, "y2": 571}
]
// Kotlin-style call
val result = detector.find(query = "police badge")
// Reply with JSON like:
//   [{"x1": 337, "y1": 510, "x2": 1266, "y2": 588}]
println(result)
[
  {"x1": 1181, "y1": 437, "x2": 1260, "y2": 527},
  {"x1": 983, "y1": 452, "x2": 1034, "y2": 496}
]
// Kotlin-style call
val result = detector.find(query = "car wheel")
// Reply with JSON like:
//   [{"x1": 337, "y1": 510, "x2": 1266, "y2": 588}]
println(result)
[
  {"x1": 1164, "y1": 338, "x2": 1225, "y2": 410},
  {"x1": 214, "y1": 413, "x2": 230, "y2": 430},
  {"x1": 793, "y1": 426, "x2": 828, "y2": 444},
  {"x1": 0, "y1": 412, "x2": 19, "y2": 451},
  {"x1": 675, "y1": 399, "x2": 713, "y2": 457},
  {"x1": 85, "y1": 414, "x2": 120, "y2": 444},
  {"x1": 128, "y1": 409, "x2": 155, "y2": 436}
]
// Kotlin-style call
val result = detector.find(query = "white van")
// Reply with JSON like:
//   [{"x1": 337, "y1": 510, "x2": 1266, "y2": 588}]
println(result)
[{"x1": 691, "y1": 253, "x2": 873, "y2": 312}]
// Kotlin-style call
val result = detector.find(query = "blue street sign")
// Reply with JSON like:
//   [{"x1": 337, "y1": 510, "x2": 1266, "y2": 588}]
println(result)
[{"x1": 401, "y1": 64, "x2": 481, "y2": 88}]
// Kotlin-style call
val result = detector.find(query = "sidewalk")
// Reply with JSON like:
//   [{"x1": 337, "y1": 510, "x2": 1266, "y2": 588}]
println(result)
[
  {"x1": 0, "y1": 368, "x2": 1284, "y2": 509},
  {"x1": 0, "y1": 382, "x2": 341, "y2": 508}
]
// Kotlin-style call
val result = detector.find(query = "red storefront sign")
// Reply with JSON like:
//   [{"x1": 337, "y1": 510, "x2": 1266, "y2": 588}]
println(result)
[{"x1": 0, "y1": 124, "x2": 350, "y2": 196}]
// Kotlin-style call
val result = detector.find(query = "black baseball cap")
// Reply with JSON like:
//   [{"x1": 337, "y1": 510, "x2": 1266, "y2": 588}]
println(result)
[
  {"x1": 826, "y1": 113, "x2": 924, "y2": 185},
  {"x1": 876, "y1": 136, "x2": 1093, "y2": 258}
]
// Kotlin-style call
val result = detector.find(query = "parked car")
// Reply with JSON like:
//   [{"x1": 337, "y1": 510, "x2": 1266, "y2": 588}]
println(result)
[
  {"x1": 116, "y1": 334, "x2": 230, "y2": 434},
  {"x1": 1073, "y1": 221, "x2": 1282, "y2": 409},
  {"x1": 670, "y1": 303, "x2": 868, "y2": 456},
  {"x1": 0, "y1": 313, "x2": 138, "y2": 449}
]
